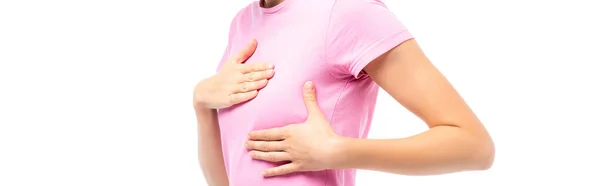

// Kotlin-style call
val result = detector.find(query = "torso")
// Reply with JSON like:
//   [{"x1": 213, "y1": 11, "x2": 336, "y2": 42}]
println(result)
[{"x1": 216, "y1": 1, "x2": 380, "y2": 185}]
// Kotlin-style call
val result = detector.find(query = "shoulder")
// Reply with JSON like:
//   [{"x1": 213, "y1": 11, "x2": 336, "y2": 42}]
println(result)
[
  {"x1": 329, "y1": 0, "x2": 389, "y2": 14},
  {"x1": 224, "y1": 2, "x2": 263, "y2": 45},
  {"x1": 325, "y1": 0, "x2": 403, "y2": 35},
  {"x1": 227, "y1": 2, "x2": 257, "y2": 30},
  {"x1": 325, "y1": 0, "x2": 397, "y2": 31},
  {"x1": 330, "y1": 0, "x2": 389, "y2": 21}
]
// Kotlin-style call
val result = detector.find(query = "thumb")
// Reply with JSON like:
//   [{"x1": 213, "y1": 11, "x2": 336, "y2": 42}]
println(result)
[
  {"x1": 302, "y1": 81, "x2": 324, "y2": 118},
  {"x1": 231, "y1": 39, "x2": 257, "y2": 64}
]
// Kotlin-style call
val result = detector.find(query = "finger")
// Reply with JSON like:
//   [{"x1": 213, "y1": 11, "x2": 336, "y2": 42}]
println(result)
[
  {"x1": 241, "y1": 69, "x2": 275, "y2": 82},
  {"x1": 248, "y1": 127, "x2": 287, "y2": 141},
  {"x1": 230, "y1": 39, "x2": 257, "y2": 64},
  {"x1": 262, "y1": 163, "x2": 300, "y2": 177},
  {"x1": 302, "y1": 81, "x2": 324, "y2": 118},
  {"x1": 249, "y1": 151, "x2": 291, "y2": 163},
  {"x1": 239, "y1": 63, "x2": 274, "y2": 74},
  {"x1": 234, "y1": 79, "x2": 268, "y2": 93},
  {"x1": 228, "y1": 90, "x2": 258, "y2": 105},
  {"x1": 245, "y1": 141, "x2": 286, "y2": 152}
]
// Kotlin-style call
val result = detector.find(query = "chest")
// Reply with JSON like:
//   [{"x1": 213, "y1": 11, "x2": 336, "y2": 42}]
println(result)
[
  {"x1": 231, "y1": 23, "x2": 332, "y2": 99},
  {"x1": 232, "y1": 21, "x2": 326, "y2": 74},
  {"x1": 219, "y1": 24, "x2": 340, "y2": 130}
]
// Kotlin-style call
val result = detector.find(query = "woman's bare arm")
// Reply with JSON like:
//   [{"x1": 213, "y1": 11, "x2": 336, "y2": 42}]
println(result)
[
  {"x1": 195, "y1": 105, "x2": 229, "y2": 186},
  {"x1": 244, "y1": 39, "x2": 494, "y2": 177},
  {"x1": 335, "y1": 38, "x2": 495, "y2": 175},
  {"x1": 193, "y1": 40, "x2": 274, "y2": 185}
]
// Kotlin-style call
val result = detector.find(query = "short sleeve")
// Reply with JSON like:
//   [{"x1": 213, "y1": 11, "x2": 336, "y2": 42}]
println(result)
[{"x1": 325, "y1": 0, "x2": 413, "y2": 79}]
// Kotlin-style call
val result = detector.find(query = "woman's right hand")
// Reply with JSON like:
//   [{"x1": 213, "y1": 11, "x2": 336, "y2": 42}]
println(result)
[{"x1": 194, "y1": 39, "x2": 275, "y2": 109}]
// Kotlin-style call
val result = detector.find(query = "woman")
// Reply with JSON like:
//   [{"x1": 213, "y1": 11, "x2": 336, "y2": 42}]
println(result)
[{"x1": 193, "y1": 0, "x2": 495, "y2": 185}]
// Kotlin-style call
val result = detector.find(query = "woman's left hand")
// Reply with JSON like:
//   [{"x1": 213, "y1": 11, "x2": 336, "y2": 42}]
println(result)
[{"x1": 246, "y1": 81, "x2": 344, "y2": 177}]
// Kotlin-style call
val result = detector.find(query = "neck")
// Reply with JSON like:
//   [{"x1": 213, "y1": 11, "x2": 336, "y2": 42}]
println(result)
[{"x1": 261, "y1": 0, "x2": 284, "y2": 8}]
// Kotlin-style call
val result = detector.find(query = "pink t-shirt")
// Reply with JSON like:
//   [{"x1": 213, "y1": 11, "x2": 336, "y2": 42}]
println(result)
[{"x1": 215, "y1": 0, "x2": 412, "y2": 185}]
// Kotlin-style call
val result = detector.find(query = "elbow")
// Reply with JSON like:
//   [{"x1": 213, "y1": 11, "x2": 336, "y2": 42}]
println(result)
[
  {"x1": 473, "y1": 136, "x2": 495, "y2": 171},
  {"x1": 476, "y1": 147, "x2": 495, "y2": 170}
]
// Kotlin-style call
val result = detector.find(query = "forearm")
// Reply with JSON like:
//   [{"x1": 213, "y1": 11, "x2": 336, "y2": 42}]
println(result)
[
  {"x1": 334, "y1": 126, "x2": 495, "y2": 175},
  {"x1": 195, "y1": 106, "x2": 228, "y2": 186}
]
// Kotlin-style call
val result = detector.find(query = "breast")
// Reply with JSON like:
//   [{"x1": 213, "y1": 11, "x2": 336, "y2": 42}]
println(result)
[
  {"x1": 220, "y1": 26, "x2": 335, "y2": 130},
  {"x1": 218, "y1": 49, "x2": 332, "y2": 132}
]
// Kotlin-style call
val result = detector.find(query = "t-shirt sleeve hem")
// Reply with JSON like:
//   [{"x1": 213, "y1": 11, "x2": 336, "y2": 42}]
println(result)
[{"x1": 349, "y1": 30, "x2": 414, "y2": 78}]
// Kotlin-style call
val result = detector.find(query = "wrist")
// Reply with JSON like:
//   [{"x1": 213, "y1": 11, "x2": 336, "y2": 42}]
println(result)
[
  {"x1": 193, "y1": 78, "x2": 212, "y2": 109},
  {"x1": 328, "y1": 136, "x2": 355, "y2": 169}
]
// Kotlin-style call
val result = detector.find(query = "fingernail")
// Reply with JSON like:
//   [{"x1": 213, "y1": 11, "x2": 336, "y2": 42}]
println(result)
[
  {"x1": 266, "y1": 69, "x2": 274, "y2": 74},
  {"x1": 261, "y1": 171, "x2": 267, "y2": 176},
  {"x1": 267, "y1": 63, "x2": 274, "y2": 68},
  {"x1": 304, "y1": 81, "x2": 313, "y2": 91}
]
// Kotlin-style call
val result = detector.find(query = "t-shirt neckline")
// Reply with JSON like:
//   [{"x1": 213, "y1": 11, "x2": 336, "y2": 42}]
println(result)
[{"x1": 259, "y1": 0, "x2": 292, "y2": 14}]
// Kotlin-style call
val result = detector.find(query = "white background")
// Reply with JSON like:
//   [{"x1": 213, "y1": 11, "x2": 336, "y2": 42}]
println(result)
[{"x1": 1, "y1": 0, "x2": 599, "y2": 185}]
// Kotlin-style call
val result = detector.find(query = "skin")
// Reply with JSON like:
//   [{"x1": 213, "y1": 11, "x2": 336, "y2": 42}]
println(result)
[
  {"x1": 245, "y1": 38, "x2": 495, "y2": 177},
  {"x1": 194, "y1": 40, "x2": 274, "y2": 186},
  {"x1": 261, "y1": 0, "x2": 285, "y2": 8},
  {"x1": 194, "y1": 0, "x2": 494, "y2": 184}
]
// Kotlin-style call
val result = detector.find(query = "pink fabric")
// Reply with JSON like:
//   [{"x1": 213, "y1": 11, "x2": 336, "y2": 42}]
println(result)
[{"x1": 215, "y1": 0, "x2": 412, "y2": 185}]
